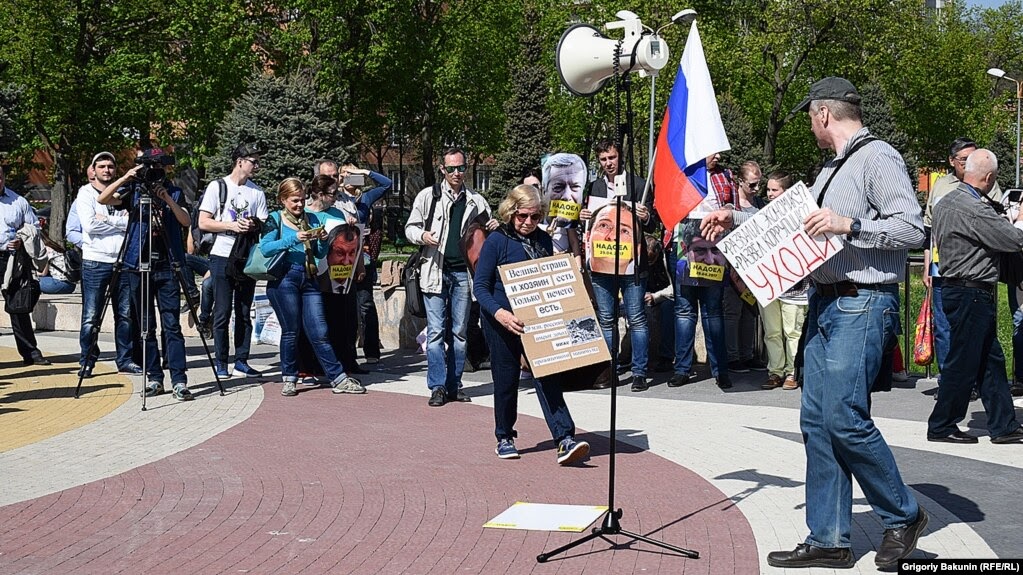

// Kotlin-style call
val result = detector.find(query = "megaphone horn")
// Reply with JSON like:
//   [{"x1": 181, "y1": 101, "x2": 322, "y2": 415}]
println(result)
[{"x1": 556, "y1": 24, "x2": 623, "y2": 97}]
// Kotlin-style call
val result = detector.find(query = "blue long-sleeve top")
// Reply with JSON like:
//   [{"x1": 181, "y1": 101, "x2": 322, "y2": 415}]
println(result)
[
  {"x1": 259, "y1": 210, "x2": 329, "y2": 265},
  {"x1": 473, "y1": 226, "x2": 554, "y2": 319},
  {"x1": 335, "y1": 171, "x2": 390, "y2": 224}
]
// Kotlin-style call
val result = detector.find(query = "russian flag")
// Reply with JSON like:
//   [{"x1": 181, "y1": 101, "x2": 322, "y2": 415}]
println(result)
[{"x1": 653, "y1": 21, "x2": 730, "y2": 232}]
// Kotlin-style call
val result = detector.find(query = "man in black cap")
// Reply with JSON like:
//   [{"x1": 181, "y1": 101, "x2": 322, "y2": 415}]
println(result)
[
  {"x1": 197, "y1": 143, "x2": 269, "y2": 379},
  {"x1": 702, "y1": 77, "x2": 928, "y2": 569}
]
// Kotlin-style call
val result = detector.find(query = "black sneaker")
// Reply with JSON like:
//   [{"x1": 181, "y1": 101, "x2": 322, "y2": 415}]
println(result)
[
  {"x1": 727, "y1": 360, "x2": 749, "y2": 373},
  {"x1": 716, "y1": 375, "x2": 733, "y2": 390},
  {"x1": 667, "y1": 373, "x2": 690, "y2": 387},
  {"x1": 631, "y1": 376, "x2": 648, "y2": 392},
  {"x1": 744, "y1": 358, "x2": 768, "y2": 371},
  {"x1": 448, "y1": 389, "x2": 472, "y2": 402},
  {"x1": 428, "y1": 387, "x2": 447, "y2": 407}
]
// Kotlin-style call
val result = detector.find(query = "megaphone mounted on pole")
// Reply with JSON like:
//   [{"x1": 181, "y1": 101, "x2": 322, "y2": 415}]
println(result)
[{"x1": 555, "y1": 18, "x2": 670, "y2": 97}]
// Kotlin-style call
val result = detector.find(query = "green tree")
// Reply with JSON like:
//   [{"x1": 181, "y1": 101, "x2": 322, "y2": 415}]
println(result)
[
  {"x1": 718, "y1": 92, "x2": 763, "y2": 171},
  {"x1": 208, "y1": 74, "x2": 350, "y2": 205},
  {"x1": 0, "y1": 84, "x2": 24, "y2": 158},
  {"x1": 493, "y1": 3, "x2": 552, "y2": 198},
  {"x1": 860, "y1": 83, "x2": 917, "y2": 183}
]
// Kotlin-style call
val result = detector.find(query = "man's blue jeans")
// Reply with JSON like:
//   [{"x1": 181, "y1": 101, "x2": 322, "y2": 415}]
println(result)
[
  {"x1": 423, "y1": 269, "x2": 470, "y2": 393},
  {"x1": 590, "y1": 273, "x2": 648, "y2": 377},
  {"x1": 139, "y1": 265, "x2": 186, "y2": 385},
  {"x1": 929, "y1": 285, "x2": 1021, "y2": 438},
  {"x1": 801, "y1": 285, "x2": 918, "y2": 548},
  {"x1": 1007, "y1": 286, "x2": 1023, "y2": 382},
  {"x1": 667, "y1": 245, "x2": 728, "y2": 377},
  {"x1": 267, "y1": 264, "x2": 346, "y2": 384},
  {"x1": 79, "y1": 259, "x2": 135, "y2": 370},
  {"x1": 931, "y1": 277, "x2": 950, "y2": 370},
  {"x1": 208, "y1": 255, "x2": 255, "y2": 366}
]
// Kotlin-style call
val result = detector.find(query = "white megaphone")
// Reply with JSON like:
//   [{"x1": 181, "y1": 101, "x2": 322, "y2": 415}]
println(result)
[{"x1": 556, "y1": 16, "x2": 670, "y2": 97}]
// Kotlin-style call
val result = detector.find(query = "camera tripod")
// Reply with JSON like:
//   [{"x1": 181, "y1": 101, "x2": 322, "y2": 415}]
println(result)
[{"x1": 74, "y1": 182, "x2": 224, "y2": 408}]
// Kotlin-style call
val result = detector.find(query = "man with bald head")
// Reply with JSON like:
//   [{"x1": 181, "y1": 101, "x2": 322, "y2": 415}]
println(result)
[{"x1": 929, "y1": 148, "x2": 1023, "y2": 445}]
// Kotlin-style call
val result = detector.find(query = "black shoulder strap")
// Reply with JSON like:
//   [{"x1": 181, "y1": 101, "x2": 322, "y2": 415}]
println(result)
[
  {"x1": 815, "y1": 137, "x2": 878, "y2": 207},
  {"x1": 217, "y1": 178, "x2": 228, "y2": 219},
  {"x1": 424, "y1": 183, "x2": 441, "y2": 233}
]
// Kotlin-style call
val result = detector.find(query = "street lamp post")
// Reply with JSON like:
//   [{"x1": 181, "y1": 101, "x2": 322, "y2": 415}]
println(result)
[{"x1": 988, "y1": 67, "x2": 1022, "y2": 187}]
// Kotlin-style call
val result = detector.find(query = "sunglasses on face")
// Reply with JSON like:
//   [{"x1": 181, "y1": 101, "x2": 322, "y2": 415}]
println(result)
[
  {"x1": 443, "y1": 164, "x2": 468, "y2": 174},
  {"x1": 514, "y1": 212, "x2": 542, "y2": 222}
]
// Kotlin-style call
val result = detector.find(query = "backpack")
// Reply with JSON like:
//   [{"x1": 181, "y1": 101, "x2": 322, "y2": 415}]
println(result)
[{"x1": 191, "y1": 179, "x2": 228, "y2": 256}]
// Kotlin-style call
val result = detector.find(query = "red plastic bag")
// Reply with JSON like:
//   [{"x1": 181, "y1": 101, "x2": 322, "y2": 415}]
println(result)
[{"x1": 913, "y1": 287, "x2": 934, "y2": 366}]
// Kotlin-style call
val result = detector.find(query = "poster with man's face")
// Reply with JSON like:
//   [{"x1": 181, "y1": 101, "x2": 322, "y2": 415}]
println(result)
[
  {"x1": 318, "y1": 221, "x2": 365, "y2": 294},
  {"x1": 585, "y1": 196, "x2": 636, "y2": 276},
  {"x1": 676, "y1": 219, "x2": 726, "y2": 287},
  {"x1": 542, "y1": 153, "x2": 587, "y2": 225}
]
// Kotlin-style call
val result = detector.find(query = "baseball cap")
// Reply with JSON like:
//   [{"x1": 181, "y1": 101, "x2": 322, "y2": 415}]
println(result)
[
  {"x1": 91, "y1": 151, "x2": 115, "y2": 167},
  {"x1": 791, "y1": 77, "x2": 862, "y2": 115},
  {"x1": 231, "y1": 143, "x2": 263, "y2": 162}
]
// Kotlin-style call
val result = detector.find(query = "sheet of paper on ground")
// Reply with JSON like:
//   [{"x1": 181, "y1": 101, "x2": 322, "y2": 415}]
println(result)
[
  {"x1": 717, "y1": 181, "x2": 843, "y2": 306},
  {"x1": 498, "y1": 254, "x2": 610, "y2": 378},
  {"x1": 484, "y1": 502, "x2": 608, "y2": 532}
]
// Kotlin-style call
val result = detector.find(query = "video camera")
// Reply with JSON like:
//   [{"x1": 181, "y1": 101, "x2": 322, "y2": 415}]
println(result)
[{"x1": 135, "y1": 148, "x2": 176, "y2": 184}]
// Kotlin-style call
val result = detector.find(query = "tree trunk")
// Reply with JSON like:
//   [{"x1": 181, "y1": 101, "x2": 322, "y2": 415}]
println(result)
[{"x1": 48, "y1": 150, "x2": 74, "y2": 244}]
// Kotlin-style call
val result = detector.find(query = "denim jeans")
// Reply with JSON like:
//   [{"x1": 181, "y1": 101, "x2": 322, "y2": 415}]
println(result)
[
  {"x1": 483, "y1": 313, "x2": 575, "y2": 442},
  {"x1": 40, "y1": 276, "x2": 76, "y2": 294},
  {"x1": 138, "y1": 265, "x2": 186, "y2": 385},
  {"x1": 590, "y1": 273, "x2": 648, "y2": 377},
  {"x1": 356, "y1": 265, "x2": 381, "y2": 360},
  {"x1": 79, "y1": 259, "x2": 135, "y2": 369},
  {"x1": 267, "y1": 264, "x2": 346, "y2": 384},
  {"x1": 668, "y1": 244, "x2": 728, "y2": 377},
  {"x1": 208, "y1": 255, "x2": 255, "y2": 365},
  {"x1": 929, "y1": 286, "x2": 1022, "y2": 438},
  {"x1": 423, "y1": 268, "x2": 471, "y2": 392},
  {"x1": 801, "y1": 285, "x2": 918, "y2": 548},
  {"x1": 931, "y1": 277, "x2": 950, "y2": 371}
]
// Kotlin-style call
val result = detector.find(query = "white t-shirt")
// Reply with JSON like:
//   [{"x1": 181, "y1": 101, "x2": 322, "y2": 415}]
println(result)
[{"x1": 199, "y1": 177, "x2": 268, "y2": 258}]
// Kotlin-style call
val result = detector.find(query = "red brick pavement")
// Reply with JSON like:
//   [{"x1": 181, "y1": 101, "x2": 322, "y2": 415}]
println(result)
[{"x1": 0, "y1": 387, "x2": 758, "y2": 574}]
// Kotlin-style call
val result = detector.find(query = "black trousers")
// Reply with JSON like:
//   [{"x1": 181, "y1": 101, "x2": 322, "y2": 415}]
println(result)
[{"x1": 0, "y1": 252, "x2": 42, "y2": 361}]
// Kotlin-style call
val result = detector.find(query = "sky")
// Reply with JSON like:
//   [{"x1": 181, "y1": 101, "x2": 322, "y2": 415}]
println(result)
[{"x1": 969, "y1": 0, "x2": 1009, "y2": 8}]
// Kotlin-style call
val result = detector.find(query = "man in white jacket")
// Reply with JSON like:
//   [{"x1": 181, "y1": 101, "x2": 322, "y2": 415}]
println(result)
[
  {"x1": 405, "y1": 148, "x2": 496, "y2": 407},
  {"x1": 76, "y1": 152, "x2": 139, "y2": 378}
]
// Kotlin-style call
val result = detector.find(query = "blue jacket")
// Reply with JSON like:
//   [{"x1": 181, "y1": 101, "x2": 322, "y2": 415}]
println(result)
[{"x1": 473, "y1": 226, "x2": 553, "y2": 318}]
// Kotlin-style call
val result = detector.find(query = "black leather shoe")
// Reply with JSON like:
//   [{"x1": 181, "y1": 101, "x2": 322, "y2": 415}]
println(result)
[
  {"x1": 77, "y1": 366, "x2": 94, "y2": 379},
  {"x1": 875, "y1": 508, "x2": 928, "y2": 568},
  {"x1": 927, "y1": 429, "x2": 978, "y2": 444},
  {"x1": 448, "y1": 390, "x2": 472, "y2": 402},
  {"x1": 25, "y1": 356, "x2": 52, "y2": 366},
  {"x1": 428, "y1": 387, "x2": 447, "y2": 407},
  {"x1": 767, "y1": 543, "x2": 854, "y2": 569},
  {"x1": 631, "y1": 376, "x2": 648, "y2": 392},
  {"x1": 991, "y1": 427, "x2": 1023, "y2": 444},
  {"x1": 667, "y1": 373, "x2": 690, "y2": 387},
  {"x1": 118, "y1": 363, "x2": 144, "y2": 375},
  {"x1": 716, "y1": 376, "x2": 733, "y2": 390}
]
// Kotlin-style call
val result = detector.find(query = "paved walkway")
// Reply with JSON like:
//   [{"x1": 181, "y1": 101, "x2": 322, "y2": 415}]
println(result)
[{"x1": 1, "y1": 331, "x2": 1021, "y2": 574}]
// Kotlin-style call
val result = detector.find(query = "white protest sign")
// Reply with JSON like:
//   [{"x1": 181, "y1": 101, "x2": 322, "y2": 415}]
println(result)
[{"x1": 717, "y1": 181, "x2": 843, "y2": 306}]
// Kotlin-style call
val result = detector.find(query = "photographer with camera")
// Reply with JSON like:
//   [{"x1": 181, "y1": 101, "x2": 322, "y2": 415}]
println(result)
[
  {"x1": 197, "y1": 143, "x2": 268, "y2": 379},
  {"x1": 98, "y1": 148, "x2": 194, "y2": 400}
]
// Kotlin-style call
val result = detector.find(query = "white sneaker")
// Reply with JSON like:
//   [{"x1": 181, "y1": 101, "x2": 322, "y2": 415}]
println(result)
[
  {"x1": 332, "y1": 377, "x2": 367, "y2": 394},
  {"x1": 892, "y1": 370, "x2": 909, "y2": 383},
  {"x1": 281, "y1": 381, "x2": 297, "y2": 396}
]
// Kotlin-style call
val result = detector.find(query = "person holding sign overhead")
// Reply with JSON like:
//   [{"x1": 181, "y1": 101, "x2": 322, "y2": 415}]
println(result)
[
  {"x1": 703, "y1": 76, "x2": 927, "y2": 570},
  {"x1": 473, "y1": 184, "x2": 590, "y2": 465}
]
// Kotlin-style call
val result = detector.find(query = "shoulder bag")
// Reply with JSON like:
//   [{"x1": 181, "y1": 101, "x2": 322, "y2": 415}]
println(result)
[
  {"x1": 243, "y1": 212, "x2": 289, "y2": 281},
  {"x1": 403, "y1": 185, "x2": 441, "y2": 318}
]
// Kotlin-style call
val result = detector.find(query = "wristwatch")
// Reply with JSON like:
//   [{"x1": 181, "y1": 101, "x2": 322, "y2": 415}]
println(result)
[{"x1": 848, "y1": 218, "x2": 862, "y2": 240}]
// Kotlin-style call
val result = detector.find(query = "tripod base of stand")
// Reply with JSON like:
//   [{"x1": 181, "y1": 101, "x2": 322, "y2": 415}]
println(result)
[{"x1": 536, "y1": 508, "x2": 699, "y2": 563}]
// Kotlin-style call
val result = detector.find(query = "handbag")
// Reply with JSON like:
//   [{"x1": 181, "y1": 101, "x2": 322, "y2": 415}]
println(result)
[
  {"x1": 3, "y1": 275, "x2": 41, "y2": 314},
  {"x1": 913, "y1": 287, "x2": 934, "y2": 366},
  {"x1": 244, "y1": 213, "x2": 289, "y2": 281},
  {"x1": 403, "y1": 185, "x2": 441, "y2": 319}
]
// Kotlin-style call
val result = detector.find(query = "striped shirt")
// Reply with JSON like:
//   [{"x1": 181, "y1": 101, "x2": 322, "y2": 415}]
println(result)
[{"x1": 809, "y1": 127, "x2": 925, "y2": 285}]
